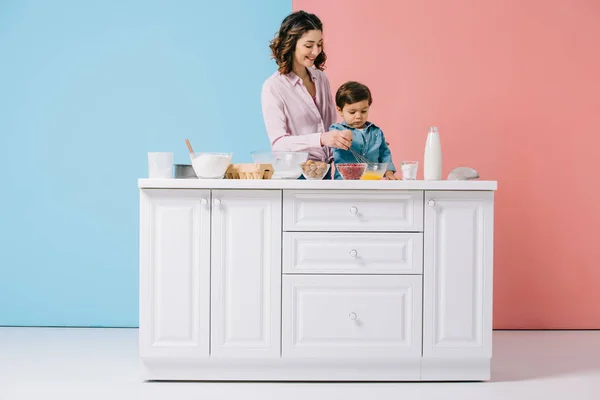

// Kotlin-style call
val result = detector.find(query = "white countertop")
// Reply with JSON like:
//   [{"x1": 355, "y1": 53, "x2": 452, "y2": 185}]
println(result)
[{"x1": 138, "y1": 178, "x2": 497, "y2": 190}]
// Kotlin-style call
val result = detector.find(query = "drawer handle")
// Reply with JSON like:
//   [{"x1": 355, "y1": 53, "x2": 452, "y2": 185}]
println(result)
[
  {"x1": 349, "y1": 249, "x2": 358, "y2": 258},
  {"x1": 200, "y1": 198, "x2": 208, "y2": 205},
  {"x1": 428, "y1": 199, "x2": 435, "y2": 207},
  {"x1": 349, "y1": 312, "x2": 358, "y2": 321},
  {"x1": 349, "y1": 206, "x2": 358, "y2": 214},
  {"x1": 214, "y1": 198, "x2": 221, "y2": 206}
]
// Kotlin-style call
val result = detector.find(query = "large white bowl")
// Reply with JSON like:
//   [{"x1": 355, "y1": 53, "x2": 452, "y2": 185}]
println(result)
[
  {"x1": 190, "y1": 152, "x2": 232, "y2": 179},
  {"x1": 251, "y1": 151, "x2": 308, "y2": 179}
]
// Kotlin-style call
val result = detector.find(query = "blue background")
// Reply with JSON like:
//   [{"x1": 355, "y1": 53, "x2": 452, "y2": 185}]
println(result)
[{"x1": 0, "y1": 0, "x2": 290, "y2": 326}]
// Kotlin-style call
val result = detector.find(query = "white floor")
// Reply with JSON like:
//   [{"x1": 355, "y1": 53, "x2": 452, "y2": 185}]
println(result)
[{"x1": 0, "y1": 328, "x2": 598, "y2": 400}]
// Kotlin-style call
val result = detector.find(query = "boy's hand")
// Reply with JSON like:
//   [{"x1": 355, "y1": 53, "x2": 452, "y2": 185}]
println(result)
[{"x1": 384, "y1": 171, "x2": 399, "y2": 180}]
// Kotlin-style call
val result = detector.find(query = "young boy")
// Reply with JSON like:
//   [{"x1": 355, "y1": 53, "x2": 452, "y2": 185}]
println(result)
[{"x1": 329, "y1": 81, "x2": 398, "y2": 180}]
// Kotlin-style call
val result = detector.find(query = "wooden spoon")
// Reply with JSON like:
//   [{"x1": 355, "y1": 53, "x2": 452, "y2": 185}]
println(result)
[{"x1": 185, "y1": 138, "x2": 194, "y2": 154}]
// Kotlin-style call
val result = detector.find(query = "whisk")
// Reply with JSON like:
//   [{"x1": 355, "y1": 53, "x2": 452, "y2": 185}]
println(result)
[{"x1": 349, "y1": 147, "x2": 372, "y2": 164}]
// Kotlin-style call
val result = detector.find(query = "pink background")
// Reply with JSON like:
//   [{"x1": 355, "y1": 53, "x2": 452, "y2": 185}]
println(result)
[{"x1": 295, "y1": 0, "x2": 600, "y2": 328}]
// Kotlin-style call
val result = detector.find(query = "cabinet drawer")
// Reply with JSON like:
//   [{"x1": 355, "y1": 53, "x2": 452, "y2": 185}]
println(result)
[
  {"x1": 283, "y1": 232, "x2": 423, "y2": 274},
  {"x1": 283, "y1": 190, "x2": 423, "y2": 232},
  {"x1": 282, "y1": 275, "x2": 422, "y2": 358}
]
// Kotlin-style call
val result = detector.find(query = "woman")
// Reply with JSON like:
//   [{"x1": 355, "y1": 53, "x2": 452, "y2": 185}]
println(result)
[{"x1": 261, "y1": 10, "x2": 352, "y2": 165}]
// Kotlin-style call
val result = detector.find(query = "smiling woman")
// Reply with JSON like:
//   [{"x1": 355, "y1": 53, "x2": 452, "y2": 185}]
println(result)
[{"x1": 261, "y1": 10, "x2": 353, "y2": 165}]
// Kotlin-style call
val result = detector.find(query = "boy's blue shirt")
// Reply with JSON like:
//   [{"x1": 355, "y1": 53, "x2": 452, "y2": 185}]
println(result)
[{"x1": 329, "y1": 121, "x2": 396, "y2": 179}]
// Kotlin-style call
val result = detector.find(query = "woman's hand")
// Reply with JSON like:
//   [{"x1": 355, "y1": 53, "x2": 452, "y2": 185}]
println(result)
[
  {"x1": 320, "y1": 130, "x2": 353, "y2": 150},
  {"x1": 384, "y1": 171, "x2": 399, "y2": 180}
]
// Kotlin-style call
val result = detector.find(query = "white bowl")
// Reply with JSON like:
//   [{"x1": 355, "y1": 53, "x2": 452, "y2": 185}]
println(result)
[
  {"x1": 251, "y1": 151, "x2": 308, "y2": 179},
  {"x1": 190, "y1": 152, "x2": 232, "y2": 179}
]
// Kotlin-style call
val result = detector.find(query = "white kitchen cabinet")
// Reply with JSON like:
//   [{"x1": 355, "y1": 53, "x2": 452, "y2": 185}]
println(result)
[
  {"x1": 139, "y1": 189, "x2": 211, "y2": 359},
  {"x1": 210, "y1": 190, "x2": 282, "y2": 358},
  {"x1": 138, "y1": 179, "x2": 497, "y2": 381},
  {"x1": 422, "y1": 191, "x2": 494, "y2": 380}
]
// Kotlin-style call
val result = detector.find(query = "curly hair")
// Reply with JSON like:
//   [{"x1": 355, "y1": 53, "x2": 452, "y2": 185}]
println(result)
[
  {"x1": 335, "y1": 81, "x2": 373, "y2": 109},
  {"x1": 269, "y1": 10, "x2": 327, "y2": 75}
]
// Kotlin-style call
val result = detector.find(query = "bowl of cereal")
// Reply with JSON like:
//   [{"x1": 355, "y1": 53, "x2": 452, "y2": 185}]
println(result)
[
  {"x1": 301, "y1": 160, "x2": 330, "y2": 180},
  {"x1": 336, "y1": 163, "x2": 367, "y2": 180}
]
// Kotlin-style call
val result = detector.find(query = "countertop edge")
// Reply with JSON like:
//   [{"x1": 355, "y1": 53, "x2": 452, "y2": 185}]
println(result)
[{"x1": 138, "y1": 179, "x2": 498, "y2": 191}]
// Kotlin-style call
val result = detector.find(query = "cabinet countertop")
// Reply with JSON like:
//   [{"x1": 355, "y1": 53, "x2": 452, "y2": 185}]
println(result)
[{"x1": 138, "y1": 179, "x2": 497, "y2": 190}]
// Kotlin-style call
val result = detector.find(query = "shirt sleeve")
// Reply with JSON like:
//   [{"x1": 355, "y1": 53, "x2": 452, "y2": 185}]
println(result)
[
  {"x1": 378, "y1": 131, "x2": 397, "y2": 172},
  {"x1": 322, "y1": 73, "x2": 338, "y2": 129},
  {"x1": 261, "y1": 82, "x2": 322, "y2": 152}
]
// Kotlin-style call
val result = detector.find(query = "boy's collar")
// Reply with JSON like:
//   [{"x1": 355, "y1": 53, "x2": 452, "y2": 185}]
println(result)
[{"x1": 341, "y1": 121, "x2": 374, "y2": 130}]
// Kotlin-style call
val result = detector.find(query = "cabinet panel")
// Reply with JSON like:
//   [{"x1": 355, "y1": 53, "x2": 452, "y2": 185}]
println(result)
[
  {"x1": 282, "y1": 275, "x2": 422, "y2": 359},
  {"x1": 211, "y1": 190, "x2": 282, "y2": 358},
  {"x1": 283, "y1": 190, "x2": 423, "y2": 232},
  {"x1": 139, "y1": 189, "x2": 211, "y2": 358},
  {"x1": 283, "y1": 232, "x2": 423, "y2": 274},
  {"x1": 423, "y1": 191, "x2": 494, "y2": 358}
]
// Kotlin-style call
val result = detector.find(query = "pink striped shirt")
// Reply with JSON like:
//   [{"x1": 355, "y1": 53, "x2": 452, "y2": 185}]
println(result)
[{"x1": 261, "y1": 68, "x2": 337, "y2": 162}]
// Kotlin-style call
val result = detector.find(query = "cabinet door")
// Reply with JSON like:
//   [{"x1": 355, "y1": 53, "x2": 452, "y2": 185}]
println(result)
[
  {"x1": 211, "y1": 190, "x2": 282, "y2": 358},
  {"x1": 139, "y1": 189, "x2": 211, "y2": 359},
  {"x1": 423, "y1": 191, "x2": 494, "y2": 358}
]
